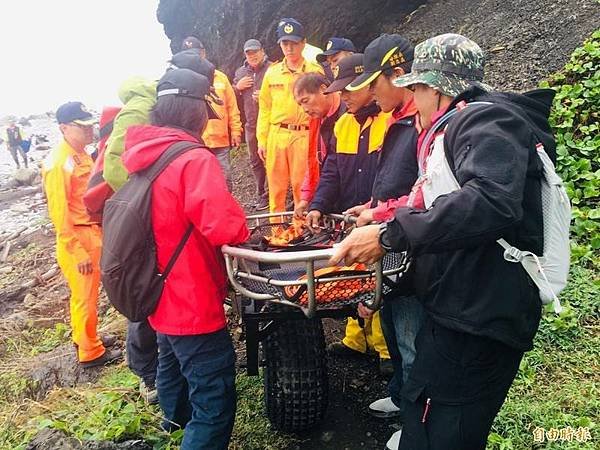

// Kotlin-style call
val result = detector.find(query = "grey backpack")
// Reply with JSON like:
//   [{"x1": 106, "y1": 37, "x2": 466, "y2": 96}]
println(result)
[{"x1": 100, "y1": 141, "x2": 199, "y2": 321}]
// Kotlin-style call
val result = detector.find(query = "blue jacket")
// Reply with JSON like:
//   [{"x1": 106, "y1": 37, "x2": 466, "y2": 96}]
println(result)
[{"x1": 310, "y1": 102, "x2": 390, "y2": 213}]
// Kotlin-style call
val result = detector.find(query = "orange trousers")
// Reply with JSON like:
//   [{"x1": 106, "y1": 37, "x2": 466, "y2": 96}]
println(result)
[
  {"x1": 342, "y1": 312, "x2": 390, "y2": 359},
  {"x1": 266, "y1": 126, "x2": 309, "y2": 214},
  {"x1": 56, "y1": 225, "x2": 105, "y2": 362}
]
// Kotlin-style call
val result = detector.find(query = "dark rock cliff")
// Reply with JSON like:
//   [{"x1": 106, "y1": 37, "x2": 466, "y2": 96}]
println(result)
[
  {"x1": 156, "y1": 0, "x2": 426, "y2": 76},
  {"x1": 157, "y1": 0, "x2": 600, "y2": 89}
]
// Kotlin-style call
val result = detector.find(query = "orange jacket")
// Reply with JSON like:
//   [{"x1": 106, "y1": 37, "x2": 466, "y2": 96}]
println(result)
[
  {"x1": 42, "y1": 140, "x2": 97, "y2": 264},
  {"x1": 202, "y1": 70, "x2": 242, "y2": 148}
]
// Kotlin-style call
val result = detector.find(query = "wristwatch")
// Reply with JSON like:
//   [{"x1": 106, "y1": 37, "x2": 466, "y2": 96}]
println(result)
[{"x1": 378, "y1": 222, "x2": 393, "y2": 252}]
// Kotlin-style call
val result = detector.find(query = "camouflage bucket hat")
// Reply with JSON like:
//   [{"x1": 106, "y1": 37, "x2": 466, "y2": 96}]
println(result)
[{"x1": 392, "y1": 33, "x2": 490, "y2": 97}]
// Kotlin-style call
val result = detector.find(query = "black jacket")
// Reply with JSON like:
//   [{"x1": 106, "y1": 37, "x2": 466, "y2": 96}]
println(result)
[
  {"x1": 319, "y1": 101, "x2": 347, "y2": 164},
  {"x1": 386, "y1": 87, "x2": 556, "y2": 351},
  {"x1": 310, "y1": 102, "x2": 387, "y2": 213},
  {"x1": 233, "y1": 58, "x2": 272, "y2": 129},
  {"x1": 371, "y1": 113, "x2": 419, "y2": 204}
]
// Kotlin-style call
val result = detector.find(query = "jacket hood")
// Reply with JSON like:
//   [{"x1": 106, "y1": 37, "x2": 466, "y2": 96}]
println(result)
[
  {"x1": 123, "y1": 125, "x2": 202, "y2": 174},
  {"x1": 454, "y1": 86, "x2": 557, "y2": 161},
  {"x1": 118, "y1": 77, "x2": 158, "y2": 104}
]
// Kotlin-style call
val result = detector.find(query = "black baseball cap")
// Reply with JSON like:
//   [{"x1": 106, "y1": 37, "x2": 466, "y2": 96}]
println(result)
[
  {"x1": 347, "y1": 34, "x2": 414, "y2": 91},
  {"x1": 156, "y1": 69, "x2": 220, "y2": 120},
  {"x1": 181, "y1": 36, "x2": 204, "y2": 51},
  {"x1": 324, "y1": 54, "x2": 365, "y2": 93},
  {"x1": 317, "y1": 37, "x2": 356, "y2": 62},
  {"x1": 276, "y1": 18, "x2": 305, "y2": 43},
  {"x1": 170, "y1": 49, "x2": 216, "y2": 85},
  {"x1": 56, "y1": 102, "x2": 96, "y2": 125}
]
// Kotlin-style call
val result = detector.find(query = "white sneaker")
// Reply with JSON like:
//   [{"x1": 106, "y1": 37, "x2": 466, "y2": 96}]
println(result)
[
  {"x1": 385, "y1": 430, "x2": 402, "y2": 450},
  {"x1": 368, "y1": 396, "x2": 402, "y2": 418}
]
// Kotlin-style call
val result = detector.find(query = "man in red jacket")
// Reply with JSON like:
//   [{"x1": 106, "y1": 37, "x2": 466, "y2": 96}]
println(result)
[{"x1": 122, "y1": 68, "x2": 249, "y2": 449}]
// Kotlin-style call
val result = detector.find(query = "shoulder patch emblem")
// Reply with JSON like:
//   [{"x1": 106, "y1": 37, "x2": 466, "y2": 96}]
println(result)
[{"x1": 63, "y1": 156, "x2": 75, "y2": 173}]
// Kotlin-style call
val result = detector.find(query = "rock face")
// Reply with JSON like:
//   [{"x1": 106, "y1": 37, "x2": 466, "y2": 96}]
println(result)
[
  {"x1": 388, "y1": 0, "x2": 600, "y2": 91},
  {"x1": 157, "y1": 0, "x2": 600, "y2": 89},
  {"x1": 157, "y1": 0, "x2": 426, "y2": 75}
]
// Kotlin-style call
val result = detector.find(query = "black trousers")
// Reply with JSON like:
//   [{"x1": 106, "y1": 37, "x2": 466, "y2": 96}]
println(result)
[
  {"x1": 126, "y1": 319, "x2": 158, "y2": 384},
  {"x1": 398, "y1": 318, "x2": 524, "y2": 450}
]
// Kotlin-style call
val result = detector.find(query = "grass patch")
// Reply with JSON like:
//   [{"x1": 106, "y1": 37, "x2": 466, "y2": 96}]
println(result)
[
  {"x1": 230, "y1": 372, "x2": 297, "y2": 450},
  {"x1": 488, "y1": 266, "x2": 599, "y2": 449},
  {"x1": 0, "y1": 364, "x2": 295, "y2": 450}
]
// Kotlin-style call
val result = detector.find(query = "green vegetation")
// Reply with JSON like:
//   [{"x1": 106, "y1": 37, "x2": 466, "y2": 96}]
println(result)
[
  {"x1": 488, "y1": 30, "x2": 600, "y2": 450},
  {"x1": 0, "y1": 365, "x2": 295, "y2": 450},
  {"x1": 541, "y1": 29, "x2": 600, "y2": 267},
  {"x1": 488, "y1": 266, "x2": 599, "y2": 449}
]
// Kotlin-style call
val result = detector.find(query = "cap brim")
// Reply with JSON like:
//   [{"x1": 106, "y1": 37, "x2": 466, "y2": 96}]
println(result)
[
  {"x1": 324, "y1": 76, "x2": 356, "y2": 93},
  {"x1": 277, "y1": 35, "x2": 303, "y2": 43},
  {"x1": 72, "y1": 117, "x2": 97, "y2": 126},
  {"x1": 392, "y1": 70, "x2": 491, "y2": 97},
  {"x1": 316, "y1": 49, "x2": 339, "y2": 62},
  {"x1": 346, "y1": 70, "x2": 381, "y2": 91},
  {"x1": 244, "y1": 45, "x2": 262, "y2": 52}
]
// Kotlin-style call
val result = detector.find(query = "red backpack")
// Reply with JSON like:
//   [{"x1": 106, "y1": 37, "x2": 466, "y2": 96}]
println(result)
[{"x1": 83, "y1": 106, "x2": 121, "y2": 222}]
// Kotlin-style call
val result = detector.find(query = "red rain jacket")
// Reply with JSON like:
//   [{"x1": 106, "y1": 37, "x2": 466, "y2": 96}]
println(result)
[{"x1": 123, "y1": 125, "x2": 249, "y2": 335}]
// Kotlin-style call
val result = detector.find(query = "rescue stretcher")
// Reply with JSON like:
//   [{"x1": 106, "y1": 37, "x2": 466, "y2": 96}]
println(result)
[{"x1": 222, "y1": 212, "x2": 411, "y2": 318}]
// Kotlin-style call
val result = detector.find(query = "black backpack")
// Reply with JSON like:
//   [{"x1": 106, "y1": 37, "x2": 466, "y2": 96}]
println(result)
[{"x1": 100, "y1": 141, "x2": 199, "y2": 321}]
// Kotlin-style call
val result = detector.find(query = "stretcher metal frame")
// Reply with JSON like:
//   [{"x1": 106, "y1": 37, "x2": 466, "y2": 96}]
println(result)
[{"x1": 222, "y1": 212, "x2": 409, "y2": 318}]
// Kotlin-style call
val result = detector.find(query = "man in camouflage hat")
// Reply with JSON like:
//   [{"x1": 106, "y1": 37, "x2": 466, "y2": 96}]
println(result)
[{"x1": 331, "y1": 33, "x2": 556, "y2": 449}]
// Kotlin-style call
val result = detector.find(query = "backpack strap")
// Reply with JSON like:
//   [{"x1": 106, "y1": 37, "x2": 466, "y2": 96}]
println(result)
[
  {"x1": 144, "y1": 140, "x2": 201, "y2": 182},
  {"x1": 144, "y1": 140, "x2": 202, "y2": 279},
  {"x1": 161, "y1": 224, "x2": 194, "y2": 279}
]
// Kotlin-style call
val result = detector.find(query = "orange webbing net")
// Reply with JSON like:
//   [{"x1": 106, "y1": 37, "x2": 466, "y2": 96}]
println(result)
[
  {"x1": 265, "y1": 218, "x2": 306, "y2": 246},
  {"x1": 283, "y1": 263, "x2": 375, "y2": 305}
]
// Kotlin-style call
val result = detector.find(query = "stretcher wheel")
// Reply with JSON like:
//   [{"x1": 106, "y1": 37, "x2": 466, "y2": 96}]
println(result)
[{"x1": 263, "y1": 315, "x2": 328, "y2": 431}]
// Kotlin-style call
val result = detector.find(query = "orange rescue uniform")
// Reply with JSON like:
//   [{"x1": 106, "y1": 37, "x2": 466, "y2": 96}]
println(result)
[
  {"x1": 202, "y1": 70, "x2": 242, "y2": 148},
  {"x1": 42, "y1": 140, "x2": 105, "y2": 362},
  {"x1": 257, "y1": 58, "x2": 323, "y2": 213}
]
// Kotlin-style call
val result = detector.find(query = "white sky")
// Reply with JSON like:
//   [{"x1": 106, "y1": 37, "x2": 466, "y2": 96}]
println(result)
[{"x1": 0, "y1": 0, "x2": 171, "y2": 117}]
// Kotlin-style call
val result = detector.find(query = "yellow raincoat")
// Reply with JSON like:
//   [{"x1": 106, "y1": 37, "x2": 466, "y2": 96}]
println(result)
[{"x1": 42, "y1": 140, "x2": 105, "y2": 362}]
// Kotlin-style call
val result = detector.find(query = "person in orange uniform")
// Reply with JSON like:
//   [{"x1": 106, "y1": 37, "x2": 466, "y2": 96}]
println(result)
[
  {"x1": 42, "y1": 102, "x2": 121, "y2": 368},
  {"x1": 257, "y1": 18, "x2": 323, "y2": 214},
  {"x1": 181, "y1": 36, "x2": 242, "y2": 191},
  {"x1": 202, "y1": 68, "x2": 242, "y2": 192}
]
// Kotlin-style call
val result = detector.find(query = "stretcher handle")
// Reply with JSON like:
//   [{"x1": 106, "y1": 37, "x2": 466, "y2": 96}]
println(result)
[
  {"x1": 223, "y1": 251, "x2": 385, "y2": 319},
  {"x1": 222, "y1": 244, "x2": 335, "y2": 264},
  {"x1": 326, "y1": 213, "x2": 358, "y2": 224}
]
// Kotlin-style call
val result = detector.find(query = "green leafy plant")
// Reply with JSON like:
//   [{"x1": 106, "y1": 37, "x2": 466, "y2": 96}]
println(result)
[{"x1": 541, "y1": 30, "x2": 600, "y2": 268}]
